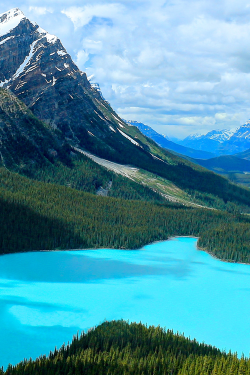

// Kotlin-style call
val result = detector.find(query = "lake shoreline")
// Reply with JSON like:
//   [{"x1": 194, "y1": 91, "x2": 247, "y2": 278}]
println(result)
[{"x1": 1, "y1": 235, "x2": 250, "y2": 266}]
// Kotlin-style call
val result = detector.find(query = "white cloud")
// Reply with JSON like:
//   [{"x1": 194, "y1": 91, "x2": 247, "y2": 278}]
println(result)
[
  {"x1": 76, "y1": 50, "x2": 89, "y2": 69},
  {"x1": 1, "y1": 0, "x2": 250, "y2": 137},
  {"x1": 29, "y1": 6, "x2": 53, "y2": 15},
  {"x1": 61, "y1": 4, "x2": 123, "y2": 29}
]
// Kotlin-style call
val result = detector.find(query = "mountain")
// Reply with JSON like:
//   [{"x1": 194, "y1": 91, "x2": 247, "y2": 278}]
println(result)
[
  {"x1": 2, "y1": 8, "x2": 250, "y2": 370},
  {"x1": 126, "y1": 120, "x2": 216, "y2": 159},
  {"x1": 0, "y1": 8, "x2": 128, "y2": 155},
  {"x1": 0, "y1": 87, "x2": 72, "y2": 172},
  {"x1": 2, "y1": 8, "x2": 250, "y2": 213},
  {"x1": 220, "y1": 121, "x2": 250, "y2": 154},
  {"x1": 193, "y1": 155, "x2": 250, "y2": 174},
  {"x1": 180, "y1": 129, "x2": 235, "y2": 154},
  {"x1": 181, "y1": 123, "x2": 250, "y2": 155},
  {"x1": 234, "y1": 148, "x2": 250, "y2": 160}
]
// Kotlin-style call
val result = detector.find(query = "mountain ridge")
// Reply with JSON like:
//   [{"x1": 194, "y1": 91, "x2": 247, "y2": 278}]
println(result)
[
  {"x1": 181, "y1": 122, "x2": 250, "y2": 155},
  {"x1": 1, "y1": 8, "x2": 250, "y2": 213},
  {"x1": 125, "y1": 120, "x2": 216, "y2": 159}
]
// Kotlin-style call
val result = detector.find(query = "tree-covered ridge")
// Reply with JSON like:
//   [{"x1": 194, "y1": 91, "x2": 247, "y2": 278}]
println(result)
[
  {"x1": 2, "y1": 87, "x2": 250, "y2": 212},
  {"x1": 1, "y1": 167, "x2": 250, "y2": 263},
  {"x1": 4, "y1": 320, "x2": 250, "y2": 375},
  {"x1": 22, "y1": 153, "x2": 170, "y2": 205}
]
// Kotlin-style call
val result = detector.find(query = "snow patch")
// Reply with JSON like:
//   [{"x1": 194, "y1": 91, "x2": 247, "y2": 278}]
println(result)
[
  {"x1": 46, "y1": 34, "x2": 57, "y2": 44},
  {"x1": 0, "y1": 8, "x2": 25, "y2": 37},
  {"x1": 52, "y1": 77, "x2": 57, "y2": 86},
  {"x1": 57, "y1": 50, "x2": 67, "y2": 56},
  {"x1": 0, "y1": 35, "x2": 14, "y2": 45},
  {"x1": 37, "y1": 26, "x2": 57, "y2": 44},
  {"x1": 109, "y1": 126, "x2": 116, "y2": 132},
  {"x1": 64, "y1": 63, "x2": 69, "y2": 69},
  {"x1": 208, "y1": 129, "x2": 236, "y2": 143},
  {"x1": 118, "y1": 129, "x2": 140, "y2": 146},
  {"x1": 0, "y1": 79, "x2": 9, "y2": 87},
  {"x1": 111, "y1": 113, "x2": 125, "y2": 128},
  {"x1": 12, "y1": 39, "x2": 40, "y2": 80}
]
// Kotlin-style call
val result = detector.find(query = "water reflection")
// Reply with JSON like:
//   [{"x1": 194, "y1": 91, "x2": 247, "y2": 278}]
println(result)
[{"x1": 0, "y1": 251, "x2": 195, "y2": 283}]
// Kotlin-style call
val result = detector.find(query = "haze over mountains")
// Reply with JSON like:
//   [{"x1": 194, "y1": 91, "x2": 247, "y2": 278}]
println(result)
[{"x1": 125, "y1": 120, "x2": 216, "y2": 159}]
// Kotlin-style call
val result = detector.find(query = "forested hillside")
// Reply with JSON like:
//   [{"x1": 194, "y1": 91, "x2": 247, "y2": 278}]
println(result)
[
  {"x1": 2, "y1": 87, "x2": 250, "y2": 212},
  {"x1": 4, "y1": 320, "x2": 249, "y2": 375},
  {"x1": 0, "y1": 167, "x2": 250, "y2": 263}
]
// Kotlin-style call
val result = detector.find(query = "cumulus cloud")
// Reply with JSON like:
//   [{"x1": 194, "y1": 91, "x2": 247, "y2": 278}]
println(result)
[
  {"x1": 1, "y1": 0, "x2": 250, "y2": 137},
  {"x1": 28, "y1": 6, "x2": 53, "y2": 15},
  {"x1": 61, "y1": 4, "x2": 123, "y2": 29},
  {"x1": 76, "y1": 50, "x2": 89, "y2": 69}
]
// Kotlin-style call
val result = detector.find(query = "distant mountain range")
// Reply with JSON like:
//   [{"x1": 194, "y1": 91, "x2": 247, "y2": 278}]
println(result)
[
  {"x1": 180, "y1": 122, "x2": 250, "y2": 155},
  {"x1": 127, "y1": 119, "x2": 250, "y2": 187},
  {"x1": 126, "y1": 119, "x2": 250, "y2": 158},
  {"x1": 125, "y1": 120, "x2": 215, "y2": 159}
]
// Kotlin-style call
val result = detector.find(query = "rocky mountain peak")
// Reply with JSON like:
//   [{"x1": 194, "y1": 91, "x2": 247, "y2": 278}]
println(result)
[
  {"x1": 0, "y1": 8, "x2": 99, "y2": 140},
  {"x1": 0, "y1": 8, "x2": 148, "y2": 162},
  {"x1": 0, "y1": 8, "x2": 25, "y2": 35}
]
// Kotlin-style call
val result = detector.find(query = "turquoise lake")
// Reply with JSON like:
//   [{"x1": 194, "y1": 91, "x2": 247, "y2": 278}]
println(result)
[{"x1": 1, "y1": 236, "x2": 250, "y2": 367}]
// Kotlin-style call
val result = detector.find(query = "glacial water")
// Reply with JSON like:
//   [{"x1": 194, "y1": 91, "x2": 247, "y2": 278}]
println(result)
[{"x1": 1, "y1": 237, "x2": 250, "y2": 367}]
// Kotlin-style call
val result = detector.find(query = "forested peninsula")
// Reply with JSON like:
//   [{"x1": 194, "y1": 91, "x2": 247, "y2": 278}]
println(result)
[{"x1": 4, "y1": 320, "x2": 250, "y2": 375}]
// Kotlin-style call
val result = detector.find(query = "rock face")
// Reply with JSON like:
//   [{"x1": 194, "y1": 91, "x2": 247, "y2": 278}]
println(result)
[
  {"x1": 0, "y1": 8, "x2": 148, "y2": 163},
  {"x1": 0, "y1": 87, "x2": 70, "y2": 171}
]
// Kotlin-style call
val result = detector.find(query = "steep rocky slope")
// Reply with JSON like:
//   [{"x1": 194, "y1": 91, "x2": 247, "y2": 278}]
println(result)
[
  {"x1": 0, "y1": 8, "x2": 150, "y2": 161},
  {"x1": 0, "y1": 88, "x2": 71, "y2": 171},
  {"x1": 1, "y1": 8, "x2": 250, "y2": 210}
]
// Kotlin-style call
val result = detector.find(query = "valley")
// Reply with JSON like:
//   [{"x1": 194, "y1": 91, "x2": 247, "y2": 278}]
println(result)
[
  {"x1": 2, "y1": 237, "x2": 250, "y2": 372},
  {"x1": 1, "y1": 6, "x2": 250, "y2": 374}
]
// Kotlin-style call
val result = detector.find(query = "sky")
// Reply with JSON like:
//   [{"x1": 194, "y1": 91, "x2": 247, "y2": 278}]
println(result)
[{"x1": 1, "y1": 0, "x2": 250, "y2": 139}]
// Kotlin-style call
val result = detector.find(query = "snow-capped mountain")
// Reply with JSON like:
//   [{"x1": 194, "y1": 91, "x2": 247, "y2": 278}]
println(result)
[
  {"x1": 0, "y1": 8, "x2": 153, "y2": 163},
  {"x1": 230, "y1": 122, "x2": 250, "y2": 141},
  {"x1": 183, "y1": 129, "x2": 235, "y2": 144},
  {"x1": 221, "y1": 122, "x2": 250, "y2": 154},
  {"x1": 183, "y1": 133, "x2": 203, "y2": 141},
  {"x1": 126, "y1": 120, "x2": 215, "y2": 159},
  {"x1": 207, "y1": 129, "x2": 237, "y2": 143},
  {"x1": 181, "y1": 124, "x2": 250, "y2": 155},
  {"x1": 0, "y1": 7, "x2": 91, "y2": 137}
]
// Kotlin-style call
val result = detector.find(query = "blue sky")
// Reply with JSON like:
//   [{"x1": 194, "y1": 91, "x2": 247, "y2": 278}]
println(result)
[{"x1": 1, "y1": 0, "x2": 250, "y2": 138}]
